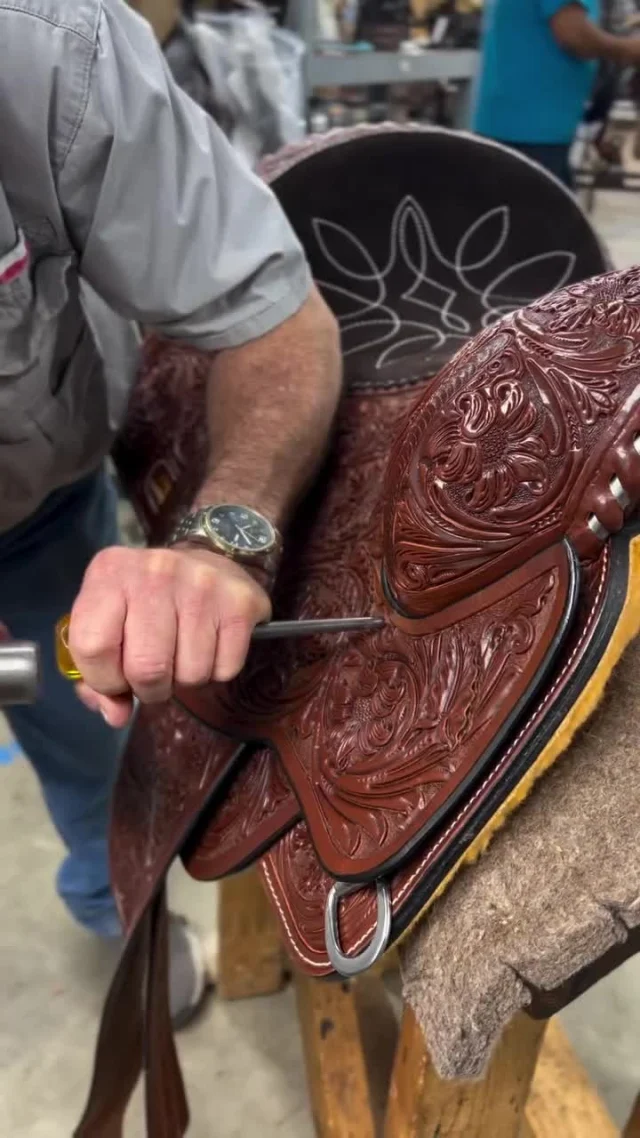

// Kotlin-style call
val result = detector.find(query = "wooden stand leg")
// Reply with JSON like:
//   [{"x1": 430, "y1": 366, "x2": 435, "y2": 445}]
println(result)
[
  {"x1": 626, "y1": 1095, "x2": 640, "y2": 1138},
  {"x1": 525, "y1": 1019, "x2": 617, "y2": 1138},
  {"x1": 217, "y1": 869, "x2": 286, "y2": 1001},
  {"x1": 296, "y1": 973, "x2": 376, "y2": 1138},
  {"x1": 384, "y1": 1008, "x2": 546, "y2": 1138},
  {"x1": 216, "y1": 873, "x2": 628, "y2": 1138}
]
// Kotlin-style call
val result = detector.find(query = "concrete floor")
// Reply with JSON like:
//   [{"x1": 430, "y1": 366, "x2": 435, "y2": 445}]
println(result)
[{"x1": 2, "y1": 188, "x2": 640, "y2": 1136}]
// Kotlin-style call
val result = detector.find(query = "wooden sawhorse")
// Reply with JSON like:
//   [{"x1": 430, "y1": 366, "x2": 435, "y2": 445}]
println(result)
[{"x1": 216, "y1": 868, "x2": 640, "y2": 1137}]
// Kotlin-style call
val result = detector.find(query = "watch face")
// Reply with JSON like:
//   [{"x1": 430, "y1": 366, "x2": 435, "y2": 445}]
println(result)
[{"x1": 205, "y1": 505, "x2": 276, "y2": 554}]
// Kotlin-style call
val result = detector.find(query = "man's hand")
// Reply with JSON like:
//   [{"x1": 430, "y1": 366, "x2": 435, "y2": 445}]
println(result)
[{"x1": 69, "y1": 546, "x2": 272, "y2": 727}]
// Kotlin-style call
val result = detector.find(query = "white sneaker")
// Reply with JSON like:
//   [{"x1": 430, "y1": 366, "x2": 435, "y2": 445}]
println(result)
[{"x1": 167, "y1": 914, "x2": 211, "y2": 1029}]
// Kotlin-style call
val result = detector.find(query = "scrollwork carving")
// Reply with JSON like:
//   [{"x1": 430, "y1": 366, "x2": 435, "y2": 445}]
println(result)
[
  {"x1": 384, "y1": 266, "x2": 640, "y2": 617},
  {"x1": 183, "y1": 514, "x2": 569, "y2": 877},
  {"x1": 182, "y1": 748, "x2": 298, "y2": 881}
]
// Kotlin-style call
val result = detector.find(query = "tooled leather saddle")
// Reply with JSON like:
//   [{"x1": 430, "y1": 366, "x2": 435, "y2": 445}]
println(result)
[{"x1": 75, "y1": 126, "x2": 640, "y2": 1136}]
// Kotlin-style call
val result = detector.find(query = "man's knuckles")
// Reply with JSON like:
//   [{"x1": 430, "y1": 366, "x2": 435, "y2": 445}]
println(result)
[
  {"x1": 176, "y1": 660, "x2": 214, "y2": 688},
  {"x1": 144, "y1": 548, "x2": 183, "y2": 583},
  {"x1": 74, "y1": 547, "x2": 271, "y2": 701},
  {"x1": 84, "y1": 545, "x2": 136, "y2": 582},
  {"x1": 86, "y1": 547, "x2": 183, "y2": 593},
  {"x1": 71, "y1": 628, "x2": 121, "y2": 666},
  {"x1": 220, "y1": 582, "x2": 270, "y2": 623},
  {"x1": 124, "y1": 653, "x2": 174, "y2": 696}
]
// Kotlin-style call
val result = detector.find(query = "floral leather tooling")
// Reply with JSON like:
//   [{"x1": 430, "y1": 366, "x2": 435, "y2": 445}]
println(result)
[{"x1": 76, "y1": 127, "x2": 640, "y2": 1138}]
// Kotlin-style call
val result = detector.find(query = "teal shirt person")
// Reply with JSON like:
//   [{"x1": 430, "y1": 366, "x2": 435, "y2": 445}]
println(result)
[{"x1": 473, "y1": 0, "x2": 600, "y2": 146}]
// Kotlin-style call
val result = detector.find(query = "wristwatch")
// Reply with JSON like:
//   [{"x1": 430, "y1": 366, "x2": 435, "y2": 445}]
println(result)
[{"x1": 168, "y1": 504, "x2": 283, "y2": 579}]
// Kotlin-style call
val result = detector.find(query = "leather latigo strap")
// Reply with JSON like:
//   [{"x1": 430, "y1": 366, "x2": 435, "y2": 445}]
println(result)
[
  {"x1": 75, "y1": 912, "x2": 149, "y2": 1138},
  {"x1": 75, "y1": 889, "x2": 188, "y2": 1138}
]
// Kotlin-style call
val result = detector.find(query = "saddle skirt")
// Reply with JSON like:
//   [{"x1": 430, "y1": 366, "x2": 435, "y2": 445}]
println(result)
[{"x1": 76, "y1": 127, "x2": 640, "y2": 1137}]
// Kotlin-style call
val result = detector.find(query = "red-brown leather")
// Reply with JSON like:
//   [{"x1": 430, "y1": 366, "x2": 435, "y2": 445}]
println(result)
[
  {"x1": 182, "y1": 747, "x2": 298, "y2": 881},
  {"x1": 260, "y1": 542, "x2": 612, "y2": 973},
  {"x1": 78, "y1": 128, "x2": 626, "y2": 1137},
  {"x1": 144, "y1": 890, "x2": 189, "y2": 1138},
  {"x1": 75, "y1": 912, "x2": 150, "y2": 1137},
  {"x1": 108, "y1": 701, "x2": 244, "y2": 936},
  {"x1": 179, "y1": 543, "x2": 573, "y2": 879},
  {"x1": 383, "y1": 281, "x2": 640, "y2": 616},
  {"x1": 176, "y1": 271, "x2": 640, "y2": 882}
]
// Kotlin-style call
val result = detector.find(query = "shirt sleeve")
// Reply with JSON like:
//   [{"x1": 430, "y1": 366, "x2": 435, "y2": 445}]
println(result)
[
  {"x1": 539, "y1": 0, "x2": 591, "y2": 21},
  {"x1": 57, "y1": 1, "x2": 312, "y2": 349}
]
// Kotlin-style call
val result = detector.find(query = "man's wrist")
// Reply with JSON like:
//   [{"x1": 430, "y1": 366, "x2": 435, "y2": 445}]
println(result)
[{"x1": 171, "y1": 543, "x2": 275, "y2": 595}]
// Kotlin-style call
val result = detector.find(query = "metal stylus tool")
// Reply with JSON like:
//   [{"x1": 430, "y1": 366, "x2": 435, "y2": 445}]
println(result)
[{"x1": 55, "y1": 614, "x2": 384, "y2": 681}]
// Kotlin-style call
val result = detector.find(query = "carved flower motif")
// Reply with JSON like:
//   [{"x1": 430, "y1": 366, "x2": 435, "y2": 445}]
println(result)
[
  {"x1": 324, "y1": 628, "x2": 476, "y2": 781},
  {"x1": 285, "y1": 823, "x2": 327, "y2": 901},
  {"x1": 329, "y1": 657, "x2": 409, "y2": 770},
  {"x1": 535, "y1": 274, "x2": 640, "y2": 339},
  {"x1": 425, "y1": 376, "x2": 550, "y2": 511}
]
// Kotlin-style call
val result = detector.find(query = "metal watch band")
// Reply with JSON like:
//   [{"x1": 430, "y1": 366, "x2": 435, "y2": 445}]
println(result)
[
  {"x1": 168, "y1": 507, "x2": 282, "y2": 580},
  {"x1": 170, "y1": 509, "x2": 209, "y2": 547}
]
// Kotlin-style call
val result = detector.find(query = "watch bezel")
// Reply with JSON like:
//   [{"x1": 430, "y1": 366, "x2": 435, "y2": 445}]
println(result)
[{"x1": 202, "y1": 504, "x2": 279, "y2": 560}]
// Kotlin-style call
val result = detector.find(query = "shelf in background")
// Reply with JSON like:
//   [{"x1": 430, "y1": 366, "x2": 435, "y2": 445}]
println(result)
[{"x1": 307, "y1": 47, "x2": 478, "y2": 89}]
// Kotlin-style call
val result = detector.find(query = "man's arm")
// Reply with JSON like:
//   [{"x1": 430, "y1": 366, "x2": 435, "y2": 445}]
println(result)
[
  {"x1": 74, "y1": 288, "x2": 341, "y2": 726},
  {"x1": 547, "y1": 1, "x2": 640, "y2": 64},
  {"x1": 198, "y1": 287, "x2": 341, "y2": 528},
  {"x1": 55, "y1": 2, "x2": 342, "y2": 724}
]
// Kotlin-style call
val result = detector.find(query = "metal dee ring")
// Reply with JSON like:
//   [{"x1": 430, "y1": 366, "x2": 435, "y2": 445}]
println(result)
[{"x1": 324, "y1": 879, "x2": 392, "y2": 978}]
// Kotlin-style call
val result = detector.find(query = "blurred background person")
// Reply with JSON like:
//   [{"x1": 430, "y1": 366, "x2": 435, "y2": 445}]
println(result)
[{"x1": 473, "y1": 0, "x2": 640, "y2": 186}]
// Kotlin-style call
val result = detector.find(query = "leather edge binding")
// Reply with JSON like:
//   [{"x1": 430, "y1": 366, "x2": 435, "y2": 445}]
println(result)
[{"x1": 391, "y1": 525, "x2": 640, "y2": 954}]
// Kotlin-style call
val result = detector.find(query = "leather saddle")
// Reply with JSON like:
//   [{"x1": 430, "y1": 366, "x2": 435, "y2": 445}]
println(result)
[{"x1": 75, "y1": 127, "x2": 640, "y2": 1136}]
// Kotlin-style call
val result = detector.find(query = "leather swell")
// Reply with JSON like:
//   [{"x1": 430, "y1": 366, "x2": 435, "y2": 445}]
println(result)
[{"x1": 381, "y1": 290, "x2": 640, "y2": 620}]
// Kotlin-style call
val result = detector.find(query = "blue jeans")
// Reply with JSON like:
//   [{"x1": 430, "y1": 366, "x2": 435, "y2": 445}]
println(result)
[{"x1": 0, "y1": 470, "x2": 125, "y2": 937}]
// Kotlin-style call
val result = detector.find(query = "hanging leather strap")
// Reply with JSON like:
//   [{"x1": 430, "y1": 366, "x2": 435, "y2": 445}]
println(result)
[
  {"x1": 74, "y1": 912, "x2": 150, "y2": 1138},
  {"x1": 75, "y1": 887, "x2": 189, "y2": 1138},
  {"x1": 144, "y1": 889, "x2": 189, "y2": 1137},
  {"x1": 75, "y1": 702, "x2": 243, "y2": 1138}
]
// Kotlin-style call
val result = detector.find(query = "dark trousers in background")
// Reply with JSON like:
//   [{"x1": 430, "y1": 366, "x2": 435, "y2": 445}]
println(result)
[
  {"x1": 503, "y1": 142, "x2": 573, "y2": 188},
  {"x1": 1, "y1": 471, "x2": 125, "y2": 937}
]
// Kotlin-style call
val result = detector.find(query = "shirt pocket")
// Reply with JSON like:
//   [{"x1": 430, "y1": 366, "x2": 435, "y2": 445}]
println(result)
[
  {"x1": 0, "y1": 196, "x2": 75, "y2": 443},
  {"x1": 0, "y1": 239, "x2": 73, "y2": 374},
  {"x1": 0, "y1": 188, "x2": 35, "y2": 378}
]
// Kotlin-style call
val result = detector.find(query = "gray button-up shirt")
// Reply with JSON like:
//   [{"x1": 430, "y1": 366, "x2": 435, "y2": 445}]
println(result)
[{"x1": 0, "y1": 0, "x2": 311, "y2": 532}]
